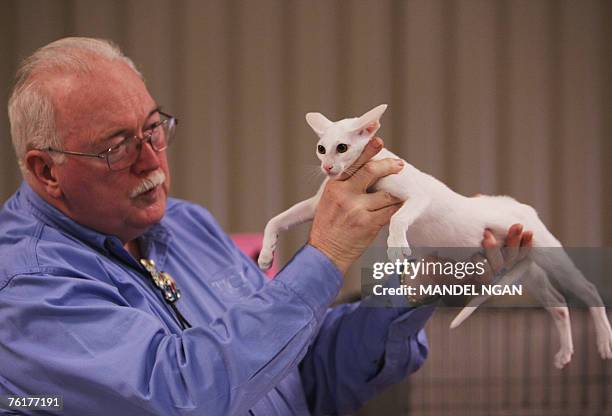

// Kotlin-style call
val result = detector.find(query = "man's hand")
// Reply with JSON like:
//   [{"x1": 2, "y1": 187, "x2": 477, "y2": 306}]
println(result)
[
  {"x1": 309, "y1": 137, "x2": 405, "y2": 274},
  {"x1": 480, "y1": 223, "x2": 533, "y2": 284}
]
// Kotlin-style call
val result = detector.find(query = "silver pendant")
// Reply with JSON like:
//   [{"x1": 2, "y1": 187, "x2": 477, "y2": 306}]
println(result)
[{"x1": 140, "y1": 258, "x2": 181, "y2": 303}]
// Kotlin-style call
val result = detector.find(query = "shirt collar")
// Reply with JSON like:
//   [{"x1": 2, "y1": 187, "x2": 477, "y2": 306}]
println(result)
[{"x1": 18, "y1": 181, "x2": 172, "y2": 257}]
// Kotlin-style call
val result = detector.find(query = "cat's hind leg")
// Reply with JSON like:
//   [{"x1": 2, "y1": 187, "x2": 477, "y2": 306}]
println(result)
[
  {"x1": 523, "y1": 262, "x2": 574, "y2": 368},
  {"x1": 533, "y1": 248, "x2": 612, "y2": 360},
  {"x1": 590, "y1": 306, "x2": 612, "y2": 359}
]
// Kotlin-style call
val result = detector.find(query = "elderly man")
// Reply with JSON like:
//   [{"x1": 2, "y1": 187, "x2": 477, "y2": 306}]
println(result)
[{"x1": 0, "y1": 38, "x2": 530, "y2": 415}]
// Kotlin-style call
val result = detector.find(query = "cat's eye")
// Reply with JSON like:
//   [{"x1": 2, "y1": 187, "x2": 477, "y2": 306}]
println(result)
[
  {"x1": 317, "y1": 145, "x2": 326, "y2": 154},
  {"x1": 336, "y1": 143, "x2": 348, "y2": 153}
]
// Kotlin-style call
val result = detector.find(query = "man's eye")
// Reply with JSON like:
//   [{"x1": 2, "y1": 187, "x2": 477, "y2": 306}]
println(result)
[
  {"x1": 107, "y1": 138, "x2": 129, "y2": 154},
  {"x1": 147, "y1": 120, "x2": 163, "y2": 131},
  {"x1": 108, "y1": 144, "x2": 125, "y2": 154},
  {"x1": 336, "y1": 143, "x2": 348, "y2": 153},
  {"x1": 317, "y1": 145, "x2": 326, "y2": 154}
]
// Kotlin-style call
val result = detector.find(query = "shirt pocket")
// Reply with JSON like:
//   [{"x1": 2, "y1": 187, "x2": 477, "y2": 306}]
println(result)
[{"x1": 208, "y1": 265, "x2": 255, "y2": 301}]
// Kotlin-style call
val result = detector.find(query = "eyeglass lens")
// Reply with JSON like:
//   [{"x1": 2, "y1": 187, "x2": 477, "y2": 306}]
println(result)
[{"x1": 108, "y1": 118, "x2": 175, "y2": 170}]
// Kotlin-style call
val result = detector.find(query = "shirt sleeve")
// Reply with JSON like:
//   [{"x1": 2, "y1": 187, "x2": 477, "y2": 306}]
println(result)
[
  {"x1": 299, "y1": 282, "x2": 435, "y2": 415},
  {"x1": 0, "y1": 245, "x2": 342, "y2": 416}
]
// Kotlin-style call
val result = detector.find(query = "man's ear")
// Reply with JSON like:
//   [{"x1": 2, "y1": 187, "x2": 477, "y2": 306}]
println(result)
[
  {"x1": 352, "y1": 104, "x2": 388, "y2": 137},
  {"x1": 305, "y1": 112, "x2": 333, "y2": 137},
  {"x1": 24, "y1": 150, "x2": 63, "y2": 198}
]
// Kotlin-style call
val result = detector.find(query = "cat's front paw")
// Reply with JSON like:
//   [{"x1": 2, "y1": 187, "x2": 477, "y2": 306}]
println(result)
[
  {"x1": 387, "y1": 233, "x2": 411, "y2": 262},
  {"x1": 259, "y1": 228, "x2": 278, "y2": 271},
  {"x1": 258, "y1": 249, "x2": 274, "y2": 271},
  {"x1": 387, "y1": 246, "x2": 412, "y2": 263}
]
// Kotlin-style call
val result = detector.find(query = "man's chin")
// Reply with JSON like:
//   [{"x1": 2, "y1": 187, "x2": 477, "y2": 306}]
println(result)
[
  {"x1": 130, "y1": 206, "x2": 166, "y2": 233},
  {"x1": 132, "y1": 191, "x2": 167, "y2": 225}
]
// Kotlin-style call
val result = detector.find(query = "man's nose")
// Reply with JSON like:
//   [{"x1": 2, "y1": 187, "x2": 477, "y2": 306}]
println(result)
[{"x1": 133, "y1": 139, "x2": 161, "y2": 173}]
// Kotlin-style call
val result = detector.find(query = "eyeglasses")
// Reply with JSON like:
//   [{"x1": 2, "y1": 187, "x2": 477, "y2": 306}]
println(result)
[{"x1": 45, "y1": 111, "x2": 178, "y2": 171}]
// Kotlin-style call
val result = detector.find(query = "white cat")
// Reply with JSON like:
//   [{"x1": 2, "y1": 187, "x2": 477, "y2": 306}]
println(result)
[{"x1": 259, "y1": 104, "x2": 612, "y2": 368}]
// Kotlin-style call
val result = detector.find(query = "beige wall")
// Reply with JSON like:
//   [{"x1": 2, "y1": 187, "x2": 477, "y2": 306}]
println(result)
[{"x1": 1, "y1": 1, "x2": 611, "y2": 414}]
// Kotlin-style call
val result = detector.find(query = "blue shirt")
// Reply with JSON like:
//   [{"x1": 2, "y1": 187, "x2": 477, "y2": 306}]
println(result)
[{"x1": 0, "y1": 182, "x2": 434, "y2": 415}]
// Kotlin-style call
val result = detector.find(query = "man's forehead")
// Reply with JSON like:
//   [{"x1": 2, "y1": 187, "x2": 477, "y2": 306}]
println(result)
[
  {"x1": 47, "y1": 62, "x2": 155, "y2": 140},
  {"x1": 52, "y1": 64, "x2": 147, "y2": 109}
]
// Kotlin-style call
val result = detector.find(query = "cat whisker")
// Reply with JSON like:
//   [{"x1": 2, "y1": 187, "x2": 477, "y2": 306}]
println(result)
[
  {"x1": 302, "y1": 165, "x2": 325, "y2": 185},
  {"x1": 308, "y1": 172, "x2": 325, "y2": 184}
]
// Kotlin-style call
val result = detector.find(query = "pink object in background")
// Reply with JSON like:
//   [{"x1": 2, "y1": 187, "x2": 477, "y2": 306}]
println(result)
[{"x1": 230, "y1": 233, "x2": 277, "y2": 278}]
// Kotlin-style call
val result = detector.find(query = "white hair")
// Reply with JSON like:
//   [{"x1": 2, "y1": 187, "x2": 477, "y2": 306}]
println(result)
[{"x1": 7, "y1": 37, "x2": 142, "y2": 173}]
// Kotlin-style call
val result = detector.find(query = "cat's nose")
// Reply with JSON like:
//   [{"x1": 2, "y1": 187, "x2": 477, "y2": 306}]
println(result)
[{"x1": 323, "y1": 165, "x2": 333, "y2": 172}]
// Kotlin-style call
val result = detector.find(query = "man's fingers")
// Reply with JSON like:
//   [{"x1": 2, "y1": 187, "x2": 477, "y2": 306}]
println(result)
[
  {"x1": 338, "y1": 137, "x2": 384, "y2": 180},
  {"x1": 517, "y1": 230, "x2": 533, "y2": 262},
  {"x1": 480, "y1": 224, "x2": 533, "y2": 284},
  {"x1": 482, "y1": 229, "x2": 504, "y2": 274},
  {"x1": 349, "y1": 158, "x2": 404, "y2": 192},
  {"x1": 505, "y1": 224, "x2": 523, "y2": 247},
  {"x1": 503, "y1": 224, "x2": 523, "y2": 267},
  {"x1": 370, "y1": 203, "x2": 402, "y2": 227},
  {"x1": 364, "y1": 191, "x2": 404, "y2": 211}
]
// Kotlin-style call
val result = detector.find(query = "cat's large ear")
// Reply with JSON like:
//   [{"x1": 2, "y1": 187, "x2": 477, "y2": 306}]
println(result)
[
  {"x1": 352, "y1": 104, "x2": 388, "y2": 137},
  {"x1": 305, "y1": 112, "x2": 333, "y2": 137}
]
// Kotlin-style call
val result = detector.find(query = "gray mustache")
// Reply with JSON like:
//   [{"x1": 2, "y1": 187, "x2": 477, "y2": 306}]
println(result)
[{"x1": 130, "y1": 170, "x2": 166, "y2": 198}]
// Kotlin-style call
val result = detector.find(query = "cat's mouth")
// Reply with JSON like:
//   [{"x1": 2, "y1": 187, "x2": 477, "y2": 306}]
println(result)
[{"x1": 322, "y1": 166, "x2": 343, "y2": 177}]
